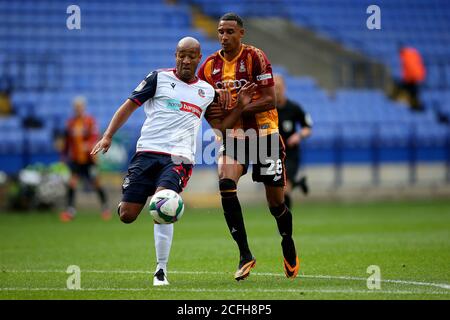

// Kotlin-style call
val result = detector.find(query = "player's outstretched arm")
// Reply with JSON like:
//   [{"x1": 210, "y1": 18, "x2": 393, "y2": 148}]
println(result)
[
  {"x1": 206, "y1": 83, "x2": 257, "y2": 134},
  {"x1": 91, "y1": 99, "x2": 139, "y2": 155}
]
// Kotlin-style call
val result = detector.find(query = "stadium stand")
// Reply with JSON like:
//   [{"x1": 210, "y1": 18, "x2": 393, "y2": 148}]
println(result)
[{"x1": 0, "y1": 0, "x2": 449, "y2": 174}]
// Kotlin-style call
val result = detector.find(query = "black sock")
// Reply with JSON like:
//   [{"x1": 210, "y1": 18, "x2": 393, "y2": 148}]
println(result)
[
  {"x1": 220, "y1": 179, "x2": 252, "y2": 260},
  {"x1": 270, "y1": 204, "x2": 297, "y2": 266},
  {"x1": 96, "y1": 187, "x2": 107, "y2": 207},
  {"x1": 281, "y1": 237, "x2": 296, "y2": 266},
  {"x1": 297, "y1": 176, "x2": 309, "y2": 195},
  {"x1": 67, "y1": 186, "x2": 75, "y2": 208},
  {"x1": 284, "y1": 193, "x2": 292, "y2": 210}
]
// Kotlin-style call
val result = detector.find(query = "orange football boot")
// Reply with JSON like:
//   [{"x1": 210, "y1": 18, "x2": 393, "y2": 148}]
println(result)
[
  {"x1": 283, "y1": 256, "x2": 300, "y2": 279},
  {"x1": 234, "y1": 257, "x2": 256, "y2": 281},
  {"x1": 59, "y1": 211, "x2": 75, "y2": 222}
]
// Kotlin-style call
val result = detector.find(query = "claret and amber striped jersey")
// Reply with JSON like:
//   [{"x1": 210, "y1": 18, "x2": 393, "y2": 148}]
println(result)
[
  {"x1": 197, "y1": 44, "x2": 278, "y2": 137},
  {"x1": 64, "y1": 115, "x2": 99, "y2": 164}
]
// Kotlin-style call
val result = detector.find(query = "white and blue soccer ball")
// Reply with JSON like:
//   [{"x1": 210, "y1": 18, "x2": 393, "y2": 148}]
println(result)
[{"x1": 149, "y1": 189, "x2": 184, "y2": 224}]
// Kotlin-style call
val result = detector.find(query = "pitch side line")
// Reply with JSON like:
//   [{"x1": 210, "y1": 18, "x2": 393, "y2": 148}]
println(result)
[
  {"x1": 0, "y1": 287, "x2": 449, "y2": 295},
  {"x1": 2, "y1": 269, "x2": 450, "y2": 291}
]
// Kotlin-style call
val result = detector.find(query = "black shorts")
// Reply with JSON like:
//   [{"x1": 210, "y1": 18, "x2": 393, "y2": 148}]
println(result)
[
  {"x1": 122, "y1": 152, "x2": 193, "y2": 204},
  {"x1": 69, "y1": 161, "x2": 98, "y2": 181},
  {"x1": 219, "y1": 133, "x2": 286, "y2": 187}
]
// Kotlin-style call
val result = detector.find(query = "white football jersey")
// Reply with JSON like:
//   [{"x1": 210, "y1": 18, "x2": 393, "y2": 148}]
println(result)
[{"x1": 128, "y1": 69, "x2": 215, "y2": 163}]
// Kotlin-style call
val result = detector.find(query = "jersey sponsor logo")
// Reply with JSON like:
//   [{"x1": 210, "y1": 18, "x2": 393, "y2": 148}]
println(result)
[
  {"x1": 215, "y1": 78, "x2": 249, "y2": 90},
  {"x1": 273, "y1": 175, "x2": 282, "y2": 182},
  {"x1": 212, "y1": 68, "x2": 221, "y2": 75},
  {"x1": 198, "y1": 88, "x2": 205, "y2": 98},
  {"x1": 134, "y1": 80, "x2": 147, "y2": 92},
  {"x1": 167, "y1": 99, "x2": 182, "y2": 110},
  {"x1": 180, "y1": 101, "x2": 202, "y2": 118},
  {"x1": 256, "y1": 73, "x2": 272, "y2": 81},
  {"x1": 239, "y1": 60, "x2": 246, "y2": 72},
  {"x1": 165, "y1": 99, "x2": 202, "y2": 118},
  {"x1": 171, "y1": 83, "x2": 176, "y2": 89}
]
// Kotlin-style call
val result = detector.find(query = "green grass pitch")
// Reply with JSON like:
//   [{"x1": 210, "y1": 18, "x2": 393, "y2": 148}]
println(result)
[{"x1": 0, "y1": 200, "x2": 449, "y2": 300}]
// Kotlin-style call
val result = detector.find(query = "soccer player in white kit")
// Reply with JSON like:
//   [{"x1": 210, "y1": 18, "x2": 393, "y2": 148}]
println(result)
[{"x1": 91, "y1": 37, "x2": 256, "y2": 286}]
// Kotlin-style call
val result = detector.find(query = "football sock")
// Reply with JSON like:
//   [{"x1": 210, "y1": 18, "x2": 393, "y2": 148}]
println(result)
[
  {"x1": 219, "y1": 179, "x2": 252, "y2": 260},
  {"x1": 96, "y1": 187, "x2": 108, "y2": 207},
  {"x1": 154, "y1": 223, "x2": 173, "y2": 274},
  {"x1": 67, "y1": 186, "x2": 75, "y2": 211},
  {"x1": 270, "y1": 204, "x2": 297, "y2": 266},
  {"x1": 284, "y1": 193, "x2": 292, "y2": 210},
  {"x1": 296, "y1": 176, "x2": 309, "y2": 195}
]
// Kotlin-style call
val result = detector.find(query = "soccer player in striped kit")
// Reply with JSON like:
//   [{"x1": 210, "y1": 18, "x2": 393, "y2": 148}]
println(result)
[{"x1": 198, "y1": 13, "x2": 300, "y2": 281}]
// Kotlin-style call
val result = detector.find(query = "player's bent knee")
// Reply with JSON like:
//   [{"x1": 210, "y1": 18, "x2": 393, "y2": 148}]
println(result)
[
  {"x1": 119, "y1": 206, "x2": 139, "y2": 224},
  {"x1": 266, "y1": 189, "x2": 285, "y2": 208},
  {"x1": 268, "y1": 198, "x2": 284, "y2": 208},
  {"x1": 119, "y1": 211, "x2": 136, "y2": 224},
  {"x1": 270, "y1": 203, "x2": 288, "y2": 218},
  {"x1": 219, "y1": 178, "x2": 237, "y2": 198}
]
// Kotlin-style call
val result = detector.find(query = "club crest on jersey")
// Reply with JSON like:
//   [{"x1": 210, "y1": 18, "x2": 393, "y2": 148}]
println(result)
[
  {"x1": 239, "y1": 60, "x2": 246, "y2": 73},
  {"x1": 122, "y1": 177, "x2": 130, "y2": 189},
  {"x1": 283, "y1": 120, "x2": 293, "y2": 132},
  {"x1": 198, "y1": 88, "x2": 205, "y2": 98}
]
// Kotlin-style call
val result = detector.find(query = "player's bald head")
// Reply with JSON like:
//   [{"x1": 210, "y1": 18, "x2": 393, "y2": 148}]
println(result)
[
  {"x1": 175, "y1": 37, "x2": 202, "y2": 83},
  {"x1": 176, "y1": 37, "x2": 201, "y2": 53}
]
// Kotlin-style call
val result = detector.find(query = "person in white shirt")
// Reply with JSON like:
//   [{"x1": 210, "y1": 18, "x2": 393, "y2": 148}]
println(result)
[{"x1": 91, "y1": 37, "x2": 256, "y2": 286}]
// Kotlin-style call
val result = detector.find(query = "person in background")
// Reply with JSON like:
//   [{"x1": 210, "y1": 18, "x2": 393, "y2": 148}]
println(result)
[
  {"x1": 393, "y1": 44, "x2": 426, "y2": 111},
  {"x1": 274, "y1": 74, "x2": 312, "y2": 210},
  {"x1": 0, "y1": 75, "x2": 14, "y2": 116},
  {"x1": 59, "y1": 96, "x2": 111, "y2": 222}
]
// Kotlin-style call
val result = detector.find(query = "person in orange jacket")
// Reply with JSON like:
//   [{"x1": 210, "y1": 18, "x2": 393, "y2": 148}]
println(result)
[{"x1": 394, "y1": 44, "x2": 426, "y2": 111}]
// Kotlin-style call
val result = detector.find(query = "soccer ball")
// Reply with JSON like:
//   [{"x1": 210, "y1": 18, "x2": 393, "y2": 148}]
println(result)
[{"x1": 149, "y1": 189, "x2": 184, "y2": 224}]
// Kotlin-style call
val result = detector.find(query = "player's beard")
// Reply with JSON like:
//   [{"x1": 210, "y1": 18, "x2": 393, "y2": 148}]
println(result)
[{"x1": 178, "y1": 67, "x2": 193, "y2": 82}]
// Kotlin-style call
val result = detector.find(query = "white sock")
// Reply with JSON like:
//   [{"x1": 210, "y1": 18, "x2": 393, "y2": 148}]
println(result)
[{"x1": 154, "y1": 223, "x2": 174, "y2": 274}]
